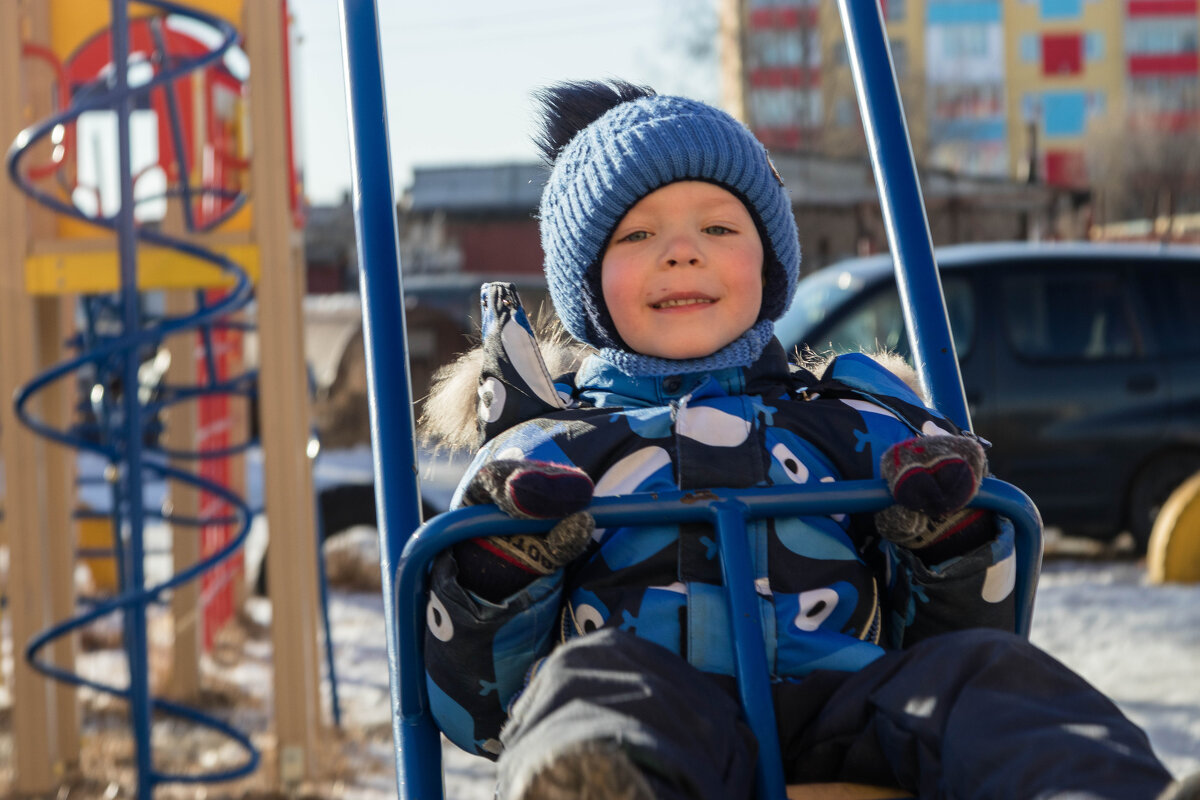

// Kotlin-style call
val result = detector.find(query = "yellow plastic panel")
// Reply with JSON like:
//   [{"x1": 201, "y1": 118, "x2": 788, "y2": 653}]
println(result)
[
  {"x1": 25, "y1": 243, "x2": 260, "y2": 295},
  {"x1": 1148, "y1": 472, "x2": 1200, "y2": 585},
  {"x1": 50, "y1": 0, "x2": 244, "y2": 58},
  {"x1": 78, "y1": 515, "x2": 118, "y2": 593}
]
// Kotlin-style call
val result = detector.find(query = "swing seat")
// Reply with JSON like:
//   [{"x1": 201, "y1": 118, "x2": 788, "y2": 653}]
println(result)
[{"x1": 392, "y1": 480, "x2": 1042, "y2": 800}]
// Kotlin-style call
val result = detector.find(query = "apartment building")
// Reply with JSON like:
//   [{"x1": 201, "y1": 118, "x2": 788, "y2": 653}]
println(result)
[{"x1": 722, "y1": 0, "x2": 1200, "y2": 189}]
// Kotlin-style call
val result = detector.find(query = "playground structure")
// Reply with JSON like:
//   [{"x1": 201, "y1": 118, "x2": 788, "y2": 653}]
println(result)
[
  {"x1": 336, "y1": 1, "x2": 1043, "y2": 799},
  {"x1": 1, "y1": 1, "x2": 328, "y2": 796}
]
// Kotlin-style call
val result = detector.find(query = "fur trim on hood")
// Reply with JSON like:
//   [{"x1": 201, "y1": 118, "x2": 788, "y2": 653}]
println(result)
[
  {"x1": 795, "y1": 346, "x2": 925, "y2": 405},
  {"x1": 418, "y1": 314, "x2": 593, "y2": 452}
]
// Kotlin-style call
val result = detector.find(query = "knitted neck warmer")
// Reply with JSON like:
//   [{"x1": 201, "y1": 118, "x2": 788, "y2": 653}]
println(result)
[
  {"x1": 596, "y1": 319, "x2": 776, "y2": 377},
  {"x1": 538, "y1": 93, "x2": 801, "y2": 377}
]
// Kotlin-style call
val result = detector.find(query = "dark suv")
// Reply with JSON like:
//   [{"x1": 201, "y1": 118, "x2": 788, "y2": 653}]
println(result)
[{"x1": 776, "y1": 241, "x2": 1200, "y2": 550}]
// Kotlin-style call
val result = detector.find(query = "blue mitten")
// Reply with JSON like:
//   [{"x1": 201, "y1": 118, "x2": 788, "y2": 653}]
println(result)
[
  {"x1": 454, "y1": 460, "x2": 594, "y2": 600},
  {"x1": 875, "y1": 435, "x2": 992, "y2": 559}
]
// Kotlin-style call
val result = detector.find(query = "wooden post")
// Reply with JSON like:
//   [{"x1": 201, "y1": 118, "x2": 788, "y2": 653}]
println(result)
[
  {"x1": 244, "y1": 0, "x2": 322, "y2": 787},
  {"x1": 1, "y1": 1, "x2": 79, "y2": 791},
  {"x1": 29, "y1": 0, "x2": 80, "y2": 763},
  {"x1": 165, "y1": 290, "x2": 204, "y2": 700},
  {"x1": 227, "y1": 309, "x2": 251, "y2": 615},
  {"x1": 36, "y1": 294, "x2": 83, "y2": 772}
]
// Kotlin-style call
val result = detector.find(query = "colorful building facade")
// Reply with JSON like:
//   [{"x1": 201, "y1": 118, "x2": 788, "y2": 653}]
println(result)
[{"x1": 723, "y1": 0, "x2": 1200, "y2": 188}]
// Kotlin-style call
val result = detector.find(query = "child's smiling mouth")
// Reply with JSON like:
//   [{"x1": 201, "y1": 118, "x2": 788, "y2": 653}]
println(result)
[{"x1": 651, "y1": 295, "x2": 716, "y2": 310}]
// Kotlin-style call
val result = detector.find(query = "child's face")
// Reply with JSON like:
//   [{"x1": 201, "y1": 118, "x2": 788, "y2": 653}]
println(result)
[{"x1": 600, "y1": 181, "x2": 764, "y2": 361}]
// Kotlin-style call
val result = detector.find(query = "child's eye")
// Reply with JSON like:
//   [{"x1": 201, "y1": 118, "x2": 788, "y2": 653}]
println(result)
[
  {"x1": 703, "y1": 225, "x2": 733, "y2": 235},
  {"x1": 619, "y1": 230, "x2": 650, "y2": 243}
]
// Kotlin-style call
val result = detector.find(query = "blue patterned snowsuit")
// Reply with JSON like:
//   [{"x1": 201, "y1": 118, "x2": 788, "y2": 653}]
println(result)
[{"x1": 424, "y1": 285, "x2": 1018, "y2": 758}]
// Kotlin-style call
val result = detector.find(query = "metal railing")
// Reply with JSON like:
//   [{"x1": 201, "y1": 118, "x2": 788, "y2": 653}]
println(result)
[{"x1": 334, "y1": 1, "x2": 1044, "y2": 798}]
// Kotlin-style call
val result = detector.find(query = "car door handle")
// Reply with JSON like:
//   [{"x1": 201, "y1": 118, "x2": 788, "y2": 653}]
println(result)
[{"x1": 1126, "y1": 374, "x2": 1158, "y2": 394}]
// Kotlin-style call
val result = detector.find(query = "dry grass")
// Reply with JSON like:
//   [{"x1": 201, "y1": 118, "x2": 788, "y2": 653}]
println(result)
[{"x1": 0, "y1": 592, "x2": 394, "y2": 800}]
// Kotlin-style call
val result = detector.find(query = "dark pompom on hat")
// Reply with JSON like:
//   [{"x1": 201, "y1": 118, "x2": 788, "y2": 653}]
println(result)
[
  {"x1": 533, "y1": 80, "x2": 657, "y2": 165},
  {"x1": 534, "y1": 80, "x2": 801, "y2": 374}
]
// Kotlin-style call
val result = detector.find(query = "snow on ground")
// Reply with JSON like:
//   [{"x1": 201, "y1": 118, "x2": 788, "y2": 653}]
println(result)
[
  {"x1": 1029, "y1": 558, "x2": 1200, "y2": 779},
  {"x1": 2, "y1": 447, "x2": 1197, "y2": 797},
  {"x1": 1, "y1": 540, "x2": 1197, "y2": 798},
  {"x1": 378, "y1": 556, "x2": 1200, "y2": 796},
  {"x1": 286, "y1": 543, "x2": 1200, "y2": 798}
]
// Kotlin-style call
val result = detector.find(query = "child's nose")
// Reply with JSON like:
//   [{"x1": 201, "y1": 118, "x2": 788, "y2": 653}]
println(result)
[{"x1": 662, "y1": 233, "x2": 701, "y2": 267}]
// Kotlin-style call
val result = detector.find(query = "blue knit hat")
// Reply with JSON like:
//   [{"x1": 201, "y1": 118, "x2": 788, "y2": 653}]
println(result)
[{"x1": 538, "y1": 90, "x2": 800, "y2": 375}]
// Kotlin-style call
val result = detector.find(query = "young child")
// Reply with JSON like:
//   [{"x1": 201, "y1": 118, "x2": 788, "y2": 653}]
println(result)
[{"x1": 420, "y1": 80, "x2": 1185, "y2": 800}]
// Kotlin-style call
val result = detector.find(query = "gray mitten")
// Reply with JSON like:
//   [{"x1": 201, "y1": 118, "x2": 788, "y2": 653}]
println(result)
[
  {"x1": 454, "y1": 460, "x2": 595, "y2": 600},
  {"x1": 875, "y1": 435, "x2": 990, "y2": 555}
]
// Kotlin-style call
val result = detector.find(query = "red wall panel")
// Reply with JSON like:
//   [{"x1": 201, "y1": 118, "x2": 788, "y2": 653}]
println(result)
[
  {"x1": 1128, "y1": 53, "x2": 1200, "y2": 75},
  {"x1": 1042, "y1": 34, "x2": 1083, "y2": 75},
  {"x1": 1045, "y1": 150, "x2": 1088, "y2": 187},
  {"x1": 1127, "y1": 1, "x2": 1198, "y2": 16}
]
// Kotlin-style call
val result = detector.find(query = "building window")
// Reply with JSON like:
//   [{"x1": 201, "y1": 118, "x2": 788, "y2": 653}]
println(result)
[
  {"x1": 1085, "y1": 32, "x2": 1106, "y2": 62},
  {"x1": 1128, "y1": 75, "x2": 1200, "y2": 114},
  {"x1": 1021, "y1": 92, "x2": 1041, "y2": 122},
  {"x1": 749, "y1": 87, "x2": 823, "y2": 129},
  {"x1": 748, "y1": 0, "x2": 819, "y2": 7},
  {"x1": 1020, "y1": 34, "x2": 1039, "y2": 63},
  {"x1": 1040, "y1": 0, "x2": 1082, "y2": 19},
  {"x1": 1042, "y1": 91, "x2": 1088, "y2": 137},
  {"x1": 883, "y1": 0, "x2": 907, "y2": 22},
  {"x1": 834, "y1": 96, "x2": 857, "y2": 127},
  {"x1": 1126, "y1": 18, "x2": 1199, "y2": 55},
  {"x1": 831, "y1": 41, "x2": 848, "y2": 67},
  {"x1": 931, "y1": 83, "x2": 1004, "y2": 120},
  {"x1": 802, "y1": 26, "x2": 822, "y2": 67},
  {"x1": 750, "y1": 28, "x2": 821, "y2": 69},
  {"x1": 889, "y1": 38, "x2": 908, "y2": 77},
  {"x1": 940, "y1": 24, "x2": 989, "y2": 59},
  {"x1": 928, "y1": 1, "x2": 1002, "y2": 24}
]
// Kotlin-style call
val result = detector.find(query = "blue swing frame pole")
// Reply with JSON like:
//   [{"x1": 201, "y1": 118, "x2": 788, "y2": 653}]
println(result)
[
  {"x1": 335, "y1": 0, "x2": 430, "y2": 792},
  {"x1": 337, "y1": 1, "x2": 1040, "y2": 798},
  {"x1": 837, "y1": 0, "x2": 973, "y2": 432}
]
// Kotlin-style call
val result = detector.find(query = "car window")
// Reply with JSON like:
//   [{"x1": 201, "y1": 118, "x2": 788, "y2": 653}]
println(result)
[
  {"x1": 816, "y1": 277, "x2": 974, "y2": 360},
  {"x1": 1140, "y1": 264, "x2": 1200, "y2": 357},
  {"x1": 1001, "y1": 270, "x2": 1140, "y2": 361},
  {"x1": 775, "y1": 265, "x2": 874, "y2": 347}
]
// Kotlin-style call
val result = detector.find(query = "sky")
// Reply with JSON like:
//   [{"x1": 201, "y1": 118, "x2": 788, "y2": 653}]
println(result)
[{"x1": 287, "y1": 0, "x2": 720, "y2": 205}]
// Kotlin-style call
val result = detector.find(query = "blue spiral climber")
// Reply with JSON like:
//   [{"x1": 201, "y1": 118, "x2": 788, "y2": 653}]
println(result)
[{"x1": 5, "y1": 1, "x2": 266, "y2": 796}]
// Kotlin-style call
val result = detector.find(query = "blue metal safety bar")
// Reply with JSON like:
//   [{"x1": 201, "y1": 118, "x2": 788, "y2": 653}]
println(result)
[
  {"x1": 392, "y1": 483, "x2": 1042, "y2": 800},
  {"x1": 335, "y1": 0, "x2": 1044, "y2": 798}
]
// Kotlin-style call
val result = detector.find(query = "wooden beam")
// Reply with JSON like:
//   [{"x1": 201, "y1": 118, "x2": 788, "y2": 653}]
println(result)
[
  {"x1": 0, "y1": 0, "x2": 77, "y2": 790},
  {"x1": 36, "y1": 294, "x2": 83, "y2": 772},
  {"x1": 244, "y1": 0, "x2": 322, "y2": 787},
  {"x1": 164, "y1": 290, "x2": 203, "y2": 701}
]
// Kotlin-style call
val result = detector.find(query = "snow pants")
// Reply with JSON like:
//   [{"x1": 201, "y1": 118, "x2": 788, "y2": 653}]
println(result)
[{"x1": 497, "y1": 627, "x2": 1174, "y2": 800}]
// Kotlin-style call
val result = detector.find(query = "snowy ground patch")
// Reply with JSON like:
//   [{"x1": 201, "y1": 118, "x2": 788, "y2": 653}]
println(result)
[
  {"x1": 1030, "y1": 559, "x2": 1200, "y2": 779},
  {"x1": 2, "y1": 539, "x2": 1197, "y2": 798}
]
